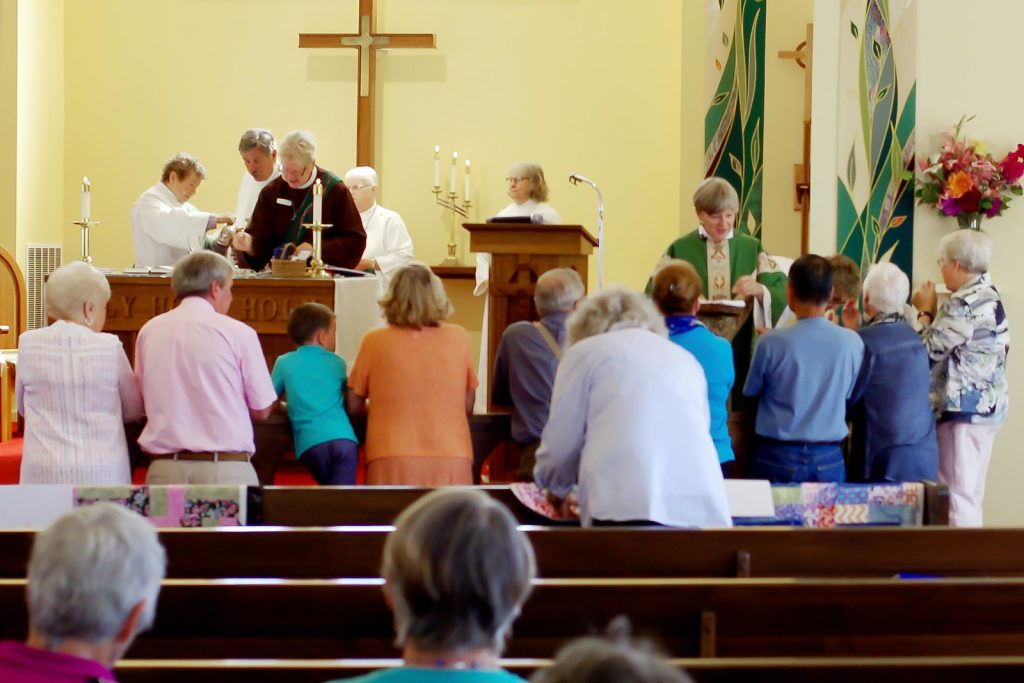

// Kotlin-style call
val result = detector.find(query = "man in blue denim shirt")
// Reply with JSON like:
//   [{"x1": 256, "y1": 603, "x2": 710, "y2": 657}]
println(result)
[{"x1": 744, "y1": 254, "x2": 864, "y2": 482}]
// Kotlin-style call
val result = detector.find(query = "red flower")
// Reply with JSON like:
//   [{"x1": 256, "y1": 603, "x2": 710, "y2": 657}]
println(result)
[
  {"x1": 959, "y1": 189, "x2": 982, "y2": 213},
  {"x1": 1000, "y1": 144, "x2": 1024, "y2": 183}
]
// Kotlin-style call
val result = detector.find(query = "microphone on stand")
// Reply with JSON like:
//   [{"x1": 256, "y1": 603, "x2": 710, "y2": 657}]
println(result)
[{"x1": 568, "y1": 171, "x2": 605, "y2": 290}]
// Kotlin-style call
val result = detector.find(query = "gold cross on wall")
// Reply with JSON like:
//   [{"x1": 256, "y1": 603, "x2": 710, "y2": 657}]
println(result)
[{"x1": 299, "y1": 0, "x2": 436, "y2": 167}]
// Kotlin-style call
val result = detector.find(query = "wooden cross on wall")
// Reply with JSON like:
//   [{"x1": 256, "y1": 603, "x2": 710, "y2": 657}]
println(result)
[{"x1": 299, "y1": 0, "x2": 436, "y2": 167}]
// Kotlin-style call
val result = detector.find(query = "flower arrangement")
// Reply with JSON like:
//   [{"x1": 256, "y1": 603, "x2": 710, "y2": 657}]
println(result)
[{"x1": 914, "y1": 116, "x2": 1024, "y2": 228}]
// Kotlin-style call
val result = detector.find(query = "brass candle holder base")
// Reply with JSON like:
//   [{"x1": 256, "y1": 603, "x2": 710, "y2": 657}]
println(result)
[
  {"x1": 302, "y1": 222, "x2": 333, "y2": 278},
  {"x1": 72, "y1": 220, "x2": 101, "y2": 264}
]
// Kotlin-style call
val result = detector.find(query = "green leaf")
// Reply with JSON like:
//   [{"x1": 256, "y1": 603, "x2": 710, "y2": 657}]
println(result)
[
  {"x1": 1012, "y1": 185, "x2": 1024, "y2": 196},
  {"x1": 901, "y1": 169, "x2": 914, "y2": 181},
  {"x1": 872, "y1": 39, "x2": 883, "y2": 60},
  {"x1": 851, "y1": 22, "x2": 859, "y2": 39},
  {"x1": 729, "y1": 153, "x2": 743, "y2": 177},
  {"x1": 920, "y1": 184, "x2": 940, "y2": 204},
  {"x1": 722, "y1": 32, "x2": 729, "y2": 47},
  {"x1": 847, "y1": 144, "x2": 857, "y2": 188},
  {"x1": 876, "y1": 85, "x2": 890, "y2": 103},
  {"x1": 711, "y1": 91, "x2": 729, "y2": 106},
  {"x1": 750, "y1": 121, "x2": 761, "y2": 170}
]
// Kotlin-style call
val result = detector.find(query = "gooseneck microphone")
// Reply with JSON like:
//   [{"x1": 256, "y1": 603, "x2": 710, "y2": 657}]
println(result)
[{"x1": 568, "y1": 171, "x2": 605, "y2": 290}]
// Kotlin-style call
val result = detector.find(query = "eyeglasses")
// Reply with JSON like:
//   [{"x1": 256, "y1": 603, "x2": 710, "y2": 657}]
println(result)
[
  {"x1": 506, "y1": 176, "x2": 528, "y2": 185},
  {"x1": 347, "y1": 184, "x2": 373, "y2": 191}
]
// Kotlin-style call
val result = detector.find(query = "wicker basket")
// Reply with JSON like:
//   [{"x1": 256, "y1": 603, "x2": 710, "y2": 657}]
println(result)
[{"x1": 270, "y1": 258, "x2": 308, "y2": 277}]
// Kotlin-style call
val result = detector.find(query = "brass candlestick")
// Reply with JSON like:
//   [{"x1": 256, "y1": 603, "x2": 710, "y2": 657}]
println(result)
[
  {"x1": 302, "y1": 222, "x2": 333, "y2": 278},
  {"x1": 72, "y1": 220, "x2": 101, "y2": 264},
  {"x1": 432, "y1": 187, "x2": 471, "y2": 265}
]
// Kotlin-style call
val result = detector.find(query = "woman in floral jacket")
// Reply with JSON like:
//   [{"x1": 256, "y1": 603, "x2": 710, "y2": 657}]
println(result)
[{"x1": 913, "y1": 229, "x2": 1009, "y2": 527}]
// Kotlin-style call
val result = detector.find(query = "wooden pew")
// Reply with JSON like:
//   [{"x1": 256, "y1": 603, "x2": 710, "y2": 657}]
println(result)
[
  {"x1": 111, "y1": 656, "x2": 1024, "y2": 683},
  {"x1": 254, "y1": 483, "x2": 948, "y2": 526},
  {"x1": 5, "y1": 525, "x2": 1021, "y2": 581},
  {"x1": 6, "y1": 577, "x2": 1024, "y2": 659}
]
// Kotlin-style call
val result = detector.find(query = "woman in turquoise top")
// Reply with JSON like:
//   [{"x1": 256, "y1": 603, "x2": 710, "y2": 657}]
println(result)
[
  {"x1": 330, "y1": 489, "x2": 536, "y2": 683},
  {"x1": 652, "y1": 260, "x2": 736, "y2": 477}
]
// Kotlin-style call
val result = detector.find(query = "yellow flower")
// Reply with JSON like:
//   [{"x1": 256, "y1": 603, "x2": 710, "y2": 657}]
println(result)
[{"x1": 945, "y1": 170, "x2": 974, "y2": 198}]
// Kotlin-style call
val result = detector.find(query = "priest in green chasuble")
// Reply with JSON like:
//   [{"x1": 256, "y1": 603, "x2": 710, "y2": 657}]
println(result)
[{"x1": 646, "y1": 178, "x2": 787, "y2": 409}]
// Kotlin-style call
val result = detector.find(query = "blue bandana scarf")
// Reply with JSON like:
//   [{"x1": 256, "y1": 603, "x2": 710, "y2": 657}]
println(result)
[{"x1": 665, "y1": 314, "x2": 704, "y2": 336}]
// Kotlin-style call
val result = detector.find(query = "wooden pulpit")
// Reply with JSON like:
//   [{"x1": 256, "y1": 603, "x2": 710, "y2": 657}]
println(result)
[{"x1": 464, "y1": 223, "x2": 598, "y2": 403}]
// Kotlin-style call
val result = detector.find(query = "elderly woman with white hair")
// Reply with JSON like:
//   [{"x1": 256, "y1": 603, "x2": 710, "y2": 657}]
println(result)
[
  {"x1": 233, "y1": 129, "x2": 366, "y2": 271},
  {"x1": 329, "y1": 489, "x2": 535, "y2": 682},
  {"x1": 0, "y1": 504, "x2": 166, "y2": 680},
  {"x1": 912, "y1": 230, "x2": 1010, "y2": 527},
  {"x1": 16, "y1": 262, "x2": 142, "y2": 484},
  {"x1": 534, "y1": 287, "x2": 731, "y2": 528},
  {"x1": 344, "y1": 165, "x2": 415, "y2": 280},
  {"x1": 843, "y1": 262, "x2": 938, "y2": 483}
]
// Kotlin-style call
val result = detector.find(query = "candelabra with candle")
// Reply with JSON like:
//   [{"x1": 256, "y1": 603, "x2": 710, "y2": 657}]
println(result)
[
  {"x1": 431, "y1": 146, "x2": 472, "y2": 265},
  {"x1": 72, "y1": 177, "x2": 100, "y2": 264},
  {"x1": 303, "y1": 178, "x2": 332, "y2": 278}
]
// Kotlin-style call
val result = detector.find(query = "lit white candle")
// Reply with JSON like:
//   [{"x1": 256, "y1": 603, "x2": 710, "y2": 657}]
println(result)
[
  {"x1": 313, "y1": 178, "x2": 323, "y2": 225},
  {"x1": 433, "y1": 145, "x2": 441, "y2": 188},
  {"x1": 464, "y1": 160, "x2": 471, "y2": 202},
  {"x1": 81, "y1": 177, "x2": 91, "y2": 221},
  {"x1": 450, "y1": 151, "x2": 459, "y2": 195}
]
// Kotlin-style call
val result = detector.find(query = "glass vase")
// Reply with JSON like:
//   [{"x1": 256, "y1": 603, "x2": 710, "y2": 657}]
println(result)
[{"x1": 956, "y1": 213, "x2": 982, "y2": 230}]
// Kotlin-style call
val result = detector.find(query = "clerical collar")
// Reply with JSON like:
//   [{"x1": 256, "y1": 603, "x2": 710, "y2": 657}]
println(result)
[
  {"x1": 697, "y1": 225, "x2": 734, "y2": 242},
  {"x1": 296, "y1": 168, "x2": 318, "y2": 190}
]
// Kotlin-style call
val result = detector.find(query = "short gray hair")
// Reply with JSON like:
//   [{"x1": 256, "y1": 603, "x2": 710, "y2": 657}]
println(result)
[
  {"x1": 279, "y1": 129, "x2": 317, "y2": 167},
  {"x1": 535, "y1": 268, "x2": 585, "y2": 315},
  {"x1": 161, "y1": 152, "x2": 206, "y2": 182},
  {"x1": 567, "y1": 287, "x2": 667, "y2": 346},
  {"x1": 172, "y1": 251, "x2": 232, "y2": 298},
  {"x1": 382, "y1": 489, "x2": 536, "y2": 654},
  {"x1": 345, "y1": 166, "x2": 378, "y2": 187},
  {"x1": 862, "y1": 262, "x2": 909, "y2": 316},
  {"x1": 940, "y1": 229, "x2": 993, "y2": 274},
  {"x1": 693, "y1": 177, "x2": 739, "y2": 215},
  {"x1": 238, "y1": 128, "x2": 277, "y2": 156},
  {"x1": 45, "y1": 261, "x2": 111, "y2": 323},
  {"x1": 28, "y1": 503, "x2": 166, "y2": 643}
]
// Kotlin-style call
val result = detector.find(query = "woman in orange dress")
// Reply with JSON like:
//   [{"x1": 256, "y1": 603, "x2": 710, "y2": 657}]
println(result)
[{"x1": 347, "y1": 263, "x2": 478, "y2": 485}]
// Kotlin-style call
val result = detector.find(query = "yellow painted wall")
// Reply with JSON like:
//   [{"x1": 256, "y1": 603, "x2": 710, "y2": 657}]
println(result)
[
  {"x1": 16, "y1": 0, "x2": 64, "y2": 267},
  {"x1": 915, "y1": 0, "x2": 1023, "y2": 526},
  {"x1": 0, "y1": 0, "x2": 16, "y2": 256}
]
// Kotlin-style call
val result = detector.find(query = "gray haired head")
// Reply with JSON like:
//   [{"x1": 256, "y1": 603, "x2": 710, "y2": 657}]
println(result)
[
  {"x1": 535, "y1": 268, "x2": 585, "y2": 316},
  {"x1": 567, "y1": 286, "x2": 667, "y2": 346},
  {"x1": 238, "y1": 128, "x2": 277, "y2": 156},
  {"x1": 172, "y1": 251, "x2": 232, "y2": 299}
]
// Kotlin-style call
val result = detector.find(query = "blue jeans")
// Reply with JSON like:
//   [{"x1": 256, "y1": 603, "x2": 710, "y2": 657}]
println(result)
[
  {"x1": 301, "y1": 439, "x2": 358, "y2": 485},
  {"x1": 750, "y1": 438, "x2": 846, "y2": 483}
]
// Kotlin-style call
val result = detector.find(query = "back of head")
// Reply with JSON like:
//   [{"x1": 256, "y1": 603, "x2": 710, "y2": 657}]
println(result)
[
  {"x1": 382, "y1": 488, "x2": 536, "y2": 654},
  {"x1": 279, "y1": 129, "x2": 317, "y2": 167},
  {"x1": 172, "y1": 252, "x2": 232, "y2": 299},
  {"x1": 567, "y1": 286, "x2": 667, "y2": 346},
  {"x1": 238, "y1": 128, "x2": 277, "y2": 156},
  {"x1": 379, "y1": 263, "x2": 452, "y2": 329},
  {"x1": 827, "y1": 254, "x2": 862, "y2": 302},
  {"x1": 161, "y1": 152, "x2": 206, "y2": 183},
  {"x1": 45, "y1": 261, "x2": 111, "y2": 323},
  {"x1": 345, "y1": 166, "x2": 378, "y2": 188},
  {"x1": 28, "y1": 503, "x2": 166, "y2": 643},
  {"x1": 511, "y1": 162, "x2": 550, "y2": 202},
  {"x1": 692, "y1": 177, "x2": 738, "y2": 214},
  {"x1": 862, "y1": 261, "x2": 910, "y2": 316},
  {"x1": 788, "y1": 254, "x2": 833, "y2": 306},
  {"x1": 651, "y1": 260, "x2": 702, "y2": 316},
  {"x1": 531, "y1": 621, "x2": 694, "y2": 683},
  {"x1": 939, "y1": 229, "x2": 993, "y2": 274},
  {"x1": 535, "y1": 268, "x2": 585, "y2": 315},
  {"x1": 287, "y1": 302, "x2": 335, "y2": 345}
]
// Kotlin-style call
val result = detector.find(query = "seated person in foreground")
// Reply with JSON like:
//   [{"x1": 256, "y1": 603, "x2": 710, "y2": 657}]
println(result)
[
  {"x1": 232, "y1": 129, "x2": 366, "y2": 271},
  {"x1": 0, "y1": 504, "x2": 166, "y2": 681},
  {"x1": 743, "y1": 255, "x2": 864, "y2": 483},
  {"x1": 534, "y1": 287, "x2": 731, "y2": 528},
  {"x1": 135, "y1": 252, "x2": 277, "y2": 486},
  {"x1": 651, "y1": 260, "x2": 736, "y2": 477},
  {"x1": 330, "y1": 489, "x2": 535, "y2": 682},
  {"x1": 347, "y1": 264, "x2": 478, "y2": 485},
  {"x1": 492, "y1": 267, "x2": 585, "y2": 481},
  {"x1": 130, "y1": 152, "x2": 234, "y2": 267},
  {"x1": 17, "y1": 262, "x2": 142, "y2": 484},
  {"x1": 272, "y1": 303, "x2": 359, "y2": 485},
  {"x1": 842, "y1": 262, "x2": 938, "y2": 482},
  {"x1": 776, "y1": 253, "x2": 861, "y2": 328},
  {"x1": 531, "y1": 619, "x2": 695, "y2": 683}
]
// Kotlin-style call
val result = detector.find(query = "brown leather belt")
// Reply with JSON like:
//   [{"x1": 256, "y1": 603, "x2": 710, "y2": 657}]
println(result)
[{"x1": 150, "y1": 451, "x2": 250, "y2": 463}]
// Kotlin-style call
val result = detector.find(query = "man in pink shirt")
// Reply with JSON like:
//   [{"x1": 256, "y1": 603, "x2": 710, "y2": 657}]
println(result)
[
  {"x1": 135, "y1": 251, "x2": 277, "y2": 485},
  {"x1": 0, "y1": 504, "x2": 166, "y2": 682}
]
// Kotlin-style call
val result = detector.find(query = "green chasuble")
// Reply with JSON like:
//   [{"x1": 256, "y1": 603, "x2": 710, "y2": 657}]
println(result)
[{"x1": 645, "y1": 229, "x2": 788, "y2": 411}]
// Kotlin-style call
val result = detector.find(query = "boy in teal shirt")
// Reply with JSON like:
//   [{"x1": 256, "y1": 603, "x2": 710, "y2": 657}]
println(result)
[{"x1": 271, "y1": 302, "x2": 359, "y2": 484}]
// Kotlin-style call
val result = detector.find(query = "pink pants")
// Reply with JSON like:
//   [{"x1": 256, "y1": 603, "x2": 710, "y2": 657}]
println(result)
[{"x1": 936, "y1": 421, "x2": 1001, "y2": 527}]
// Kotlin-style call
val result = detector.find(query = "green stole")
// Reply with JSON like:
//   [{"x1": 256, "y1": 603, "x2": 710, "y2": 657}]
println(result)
[{"x1": 283, "y1": 170, "x2": 343, "y2": 246}]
